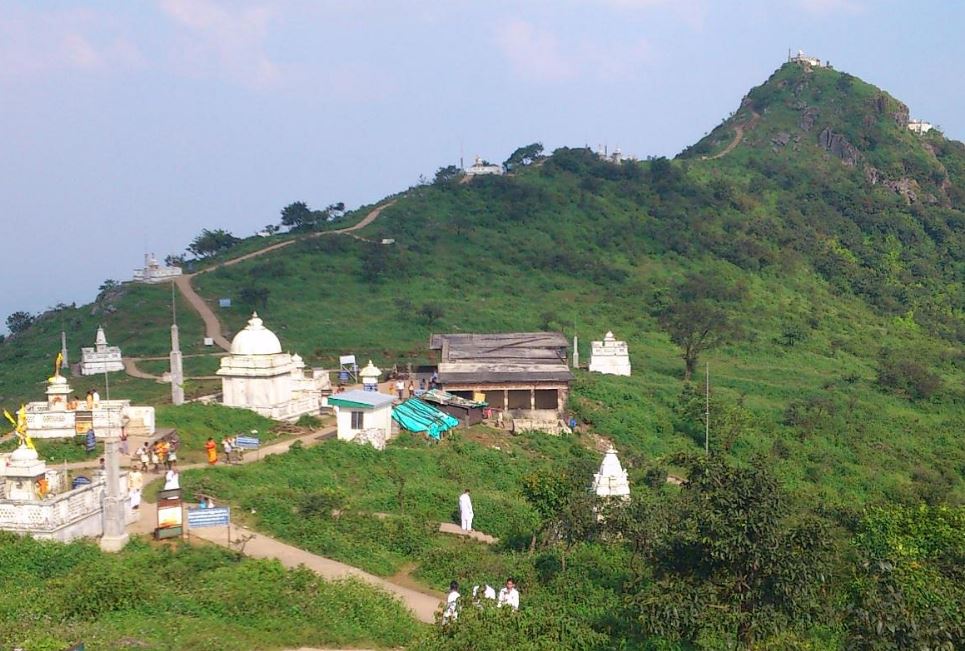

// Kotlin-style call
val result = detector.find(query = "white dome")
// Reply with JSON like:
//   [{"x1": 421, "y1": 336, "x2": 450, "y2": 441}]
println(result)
[
  {"x1": 10, "y1": 444, "x2": 39, "y2": 463},
  {"x1": 229, "y1": 313, "x2": 283, "y2": 356}
]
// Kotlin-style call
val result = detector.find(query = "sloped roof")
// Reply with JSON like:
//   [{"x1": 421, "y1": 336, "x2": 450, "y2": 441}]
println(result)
[
  {"x1": 430, "y1": 332, "x2": 572, "y2": 384},
  {"x1": 328, "y1": 390, "x2": 395, "y2": 409}
]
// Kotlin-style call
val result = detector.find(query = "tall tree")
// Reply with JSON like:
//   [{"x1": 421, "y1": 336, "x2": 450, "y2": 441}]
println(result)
[
  {"x1": 5, "y1": 311, "x2": 34, "y2": 335},
  {"x1": 658, "y1": 273, "x2": 745, "y2": 380},
  {"x1": 187, "y1": 228, "x2": 240, "y2": 258},
  {"x1": 504, "y1": 142, "x2": 544, "y2": 171}
]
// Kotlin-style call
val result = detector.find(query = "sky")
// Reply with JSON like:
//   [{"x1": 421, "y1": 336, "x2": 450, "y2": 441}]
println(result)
[{"x1": 1, "y1": 0, "x2": 963, "y2": 327}]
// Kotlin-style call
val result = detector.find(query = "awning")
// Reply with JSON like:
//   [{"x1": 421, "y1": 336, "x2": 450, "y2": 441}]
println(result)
[{"x1": 392, "y1": 398, "x2": 459, "y2": 440}]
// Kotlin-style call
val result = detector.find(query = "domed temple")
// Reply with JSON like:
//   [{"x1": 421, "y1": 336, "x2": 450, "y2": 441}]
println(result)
[{"x1": 217, "y1": 313, "x2": 330, "y2": 420}]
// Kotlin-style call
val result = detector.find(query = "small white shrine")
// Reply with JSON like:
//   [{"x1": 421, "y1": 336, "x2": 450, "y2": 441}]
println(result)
[
  {"x1": 24, "y1": 367, "x2": 155, "y2": 439},
  {"x1": 133, "y1": 253, "x2": 182, "y2": 284},
  {"x1": 0, "y1": 444, "x2": 136, "y2": 543},
  {"x1": 79, "y1": 326, "x2": 124, "y2": 376},
  {"x1": 591, "y1": 447, "x2": 630, "y2": 499},
  {"x1": 328, "y1": 389, "x2": 395, "y2": 448},
  {"x1": 360, "y1": 360, "x2": 382, "y2": 392},
  {"x1": 907, "y1": 119, "x2": 934, "y2": 135},
  {"x1": 217, "y1": 313, "x2": 329, "y2": 421},
  {"x1": 465, "y1": 156, "x2": 504, "y2": 177},
  {"x1": 589, "y1": 331, "x2": 631, "y2": 376}
]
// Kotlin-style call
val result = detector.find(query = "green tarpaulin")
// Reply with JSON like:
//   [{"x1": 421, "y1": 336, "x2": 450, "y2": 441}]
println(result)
[{"x1": 392, "y1": 398, "x2": 459, "y2": 440}]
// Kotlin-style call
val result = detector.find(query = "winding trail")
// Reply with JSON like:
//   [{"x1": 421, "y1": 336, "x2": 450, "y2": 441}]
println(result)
[
  {"x1": 701, "y1": 110, "x2": 760, "y2": 160},
  {"x1": 172, "y1": 201, "x2": 396, "y2": 353}
]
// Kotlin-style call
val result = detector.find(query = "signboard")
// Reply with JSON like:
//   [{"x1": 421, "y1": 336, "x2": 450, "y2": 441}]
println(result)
[
  {"x1": 218, "y1": 298, "x2": 231, "y2": 308},
  {"x1": 339, "y1": 354, "x2": 356, "y2": 366},
  {"x1": 75, "y1": 410, "x2": 93, "y2": 434},
  {"x1": 155, "y1": 488, "x2": 183, "y2": 540},
  {"x1": 84, "y1": 429, "x2": 97, "y2": 452},
  {"x1": 187, "y1": 507, "x2": 230, "y2": 529},
  {"x1": 234, "y1": 436, "x2": 260, "y2": 449},
  {"x1": 203, "y1": 337, "x2": 214, "y2": 346}
]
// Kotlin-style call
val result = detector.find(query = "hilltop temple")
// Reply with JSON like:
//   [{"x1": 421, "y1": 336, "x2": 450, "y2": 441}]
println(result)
[
  {"x1": 133, "y1": 253, "x2": 182, "y2": 284},
  {"x1": 79, "y1": 326, "x2": 124, "y2": 376},
  {"x1": 589, "y1": 331, "x2": 631, "y2": 376},
  {"x1": 217, "y1": 313, "x2": 330, "y2": 421}
]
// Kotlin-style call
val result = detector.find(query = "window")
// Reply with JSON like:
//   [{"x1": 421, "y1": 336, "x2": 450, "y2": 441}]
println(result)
[{"x1": 351, "y1": 411, "x2": 364, "y2": 429}]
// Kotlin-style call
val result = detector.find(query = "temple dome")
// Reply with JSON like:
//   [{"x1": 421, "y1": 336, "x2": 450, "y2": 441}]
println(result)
[
  {"x1": 10, "y1": 445, "x2": 39, "y2": 463},
  {"x1": 229, "y1": 313, "x2": 283, "y2": 356}
]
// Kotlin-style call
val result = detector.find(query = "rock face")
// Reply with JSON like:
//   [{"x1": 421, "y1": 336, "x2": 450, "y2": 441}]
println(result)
[
  {"x1": 885, "y1": 177, "x2": 919, "y2": 204},
  {"x1": 771, "y1": 132, "x2": 791, "y2": 148},
  {"x1": 799, "y1": 107, "x2": 819, "y2": 132},
  {"x1": 819, "y1": 127, "x2": 860, "y2": 167}
]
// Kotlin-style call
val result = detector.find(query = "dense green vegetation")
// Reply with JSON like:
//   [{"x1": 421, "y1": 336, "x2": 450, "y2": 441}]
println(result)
[
  {"x1": 0, "y1": 62, "x2": 963, "y2": 649},
  {"x1": 0, "y1": 533, "x2": 420, "y2": 650}
]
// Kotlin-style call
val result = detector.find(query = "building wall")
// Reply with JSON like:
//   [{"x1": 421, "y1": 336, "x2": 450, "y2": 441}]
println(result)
[
  {"x1": 442, "y1": 382, "x2": 569, "y2": 415},
  {"x1": 335, "y1": 404, "x2": 393, "y2": 442}
]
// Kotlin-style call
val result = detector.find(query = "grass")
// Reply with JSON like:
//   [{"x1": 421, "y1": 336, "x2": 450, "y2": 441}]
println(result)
[{"x1": 0, "y1": 533, "x2": 421, "y2": 651}]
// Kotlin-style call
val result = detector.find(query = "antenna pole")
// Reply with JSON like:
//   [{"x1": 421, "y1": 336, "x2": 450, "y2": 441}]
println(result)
[{"x1": 705, "y1": 362, "x2": 710, "y2": 454}]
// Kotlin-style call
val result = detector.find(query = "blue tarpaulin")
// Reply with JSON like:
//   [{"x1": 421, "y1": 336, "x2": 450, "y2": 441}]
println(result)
[{"x1": 392, "y1": 398, "x2": 459, "y2": 440}]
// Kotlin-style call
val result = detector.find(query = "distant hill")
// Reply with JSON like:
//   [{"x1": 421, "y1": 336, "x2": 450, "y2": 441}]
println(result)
[{"x1": 2, "y1": 61, "x2": 962, "y2": 506}]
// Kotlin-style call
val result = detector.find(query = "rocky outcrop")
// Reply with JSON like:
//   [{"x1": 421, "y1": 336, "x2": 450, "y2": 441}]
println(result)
[
  {"x1": 799, "y1": 107, "x2": 819, "y2": 132},
  {"x1": 864, "y1": 166, "x2": 881, "y2": 185},
  {"x1": 873, "y1": 93, "x2": 910, "y2": 127},
  {"x1": 819, "y1": 128, "x2": 860, "y2": 167},
  {"x1": 885, "y1": 177, "x2": 919, "y2": 204},
  {"x1": 771, "y1": 132, "x2": 791, "y2": 148}
]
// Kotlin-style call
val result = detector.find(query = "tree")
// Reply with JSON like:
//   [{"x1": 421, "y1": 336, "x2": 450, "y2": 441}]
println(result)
[
  {"x1": 164, "y1": 254, "x2": 185, "y2": 267},
  {"x1": 280, "y1": 201, "x2": 314, "y2": 230},
  {"x1": 657, "y1": 273, "x2": 745, "y2": 380},
  {"x1": 187, "y1": 228, "x2": 240, "y2": 258},
  {"x1": 624, "y1": 455, "x2": 833, "y2": 648},
  {"x1": 239, "y1": 287, "x2": 269, "y2": 311},
  {"x1": 97, "y1": 279, "x2": 120, "y2": 300},
  {"x1": 418, "y1": 302, "x2": 444, "y2": 326},
  {"x1": 434, "y1": 165, "x2": 464, "y2": 185},
  {"x1": 504, "y1": 142, "x2": 544, "y2": 171},
  {"x1": 5, "y1": 311, "x2": 34, "y2": 335},
  {"x1": 326, "y1": 202, "x2": 345, "y2": 221}
]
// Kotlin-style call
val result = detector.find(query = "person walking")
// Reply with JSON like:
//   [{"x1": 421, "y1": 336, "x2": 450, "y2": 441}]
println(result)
[
  {"x1": 459, "y1": 488, "x2": 474, "y2": 532},
  {"x1": 498, "y1": 578, "x2": 519, "y2": 610},
  {"x1": 395, "y1": 378, "x2": 405, "y2": 400},
  {"x1": 443, "y1": 581, "x2": 460, "y2": 624},
  {"x1": 221, "y1": 436, "x2": 233, "y2": 464},
  {"x1": 407, "y1": 379, "x2": 415, "y2": 397},
  {"x1": 205, "y1": 437, "x2": 217, "y2": 465},
  {"x1": 128, "y1": 468, "x2": 143, "y2": 509},
  {"x1": 138, "y1": 444, "x2": 150, "y2": 472},
  {"x1": 164, "y1": 462, "x2": 180, "y2": 490}
]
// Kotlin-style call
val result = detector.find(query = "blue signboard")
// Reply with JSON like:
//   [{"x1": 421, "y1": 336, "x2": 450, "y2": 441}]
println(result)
[
  {"x1": 218, "y1": 298, "x2": 231, "y2": 308},
  {"x1": 187, "y1": 507, "x2": 230, "y2": 529},
  {"x1": 234, "y1": 436, "x2": 260, "y2": 449}
]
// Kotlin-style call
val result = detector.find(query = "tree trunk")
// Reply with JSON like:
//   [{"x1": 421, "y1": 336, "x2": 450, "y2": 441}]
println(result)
[{"x1": 684, "y1": 355, "x2": 696, "y2": 381}]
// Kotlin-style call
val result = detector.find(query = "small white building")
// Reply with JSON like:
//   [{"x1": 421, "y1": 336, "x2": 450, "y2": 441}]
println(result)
[
  {"x1": 908, "y1": 119, "x2": 934, "y2": 135},
  {"x1": 465, "y1": 156, "x2": 504, "y2": 177},
  {"x1": 217, "y1": 313, "x2": 328, "y2": 421},
  {"x1": 589, "y1": 331, "x2": 632, "y2": 376},
  {"x1": 591, "y1": 447, "x2": 630, "y2": 499},
  {"x1": 789, "y1": 50, "x2": 823, "y2": 68},
  {"x1": 24, "y1": 372, "x2": 155, "y2": 439},
  {"x1": 79, "y1": 326, "x2": 124, "y2": 376},
  {"x1": 328, "y1": 389, "x2": 395, "y2": 447},
  {"x1": 133, "y1": 253, "x2": 182, "y2": 284}
]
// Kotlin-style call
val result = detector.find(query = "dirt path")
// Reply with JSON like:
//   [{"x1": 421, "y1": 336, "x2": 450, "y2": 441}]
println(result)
[
  {"x1": 171, "y1": 201, "x2": 396, "y2": 353},
  {"x1": 121, "y1": 356, "x2": 219, "y2": 382},
  {"x1": 702, "y1": 110, "x2": 760, "y2": 160}
]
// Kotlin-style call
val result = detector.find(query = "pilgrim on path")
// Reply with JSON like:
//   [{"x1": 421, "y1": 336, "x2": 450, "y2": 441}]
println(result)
[
  {"x1": 443, "y1": 581, "x2": 460, "y2": 624},
  {"x1": 459, "y1": 488, "x2": 474, "y2": 533},
  {"x1": 128, "y1": 468, "x2": 143, "y2": 509}
]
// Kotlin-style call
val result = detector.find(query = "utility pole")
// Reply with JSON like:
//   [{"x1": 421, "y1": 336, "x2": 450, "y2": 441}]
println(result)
[{"x1": 705, "y1": 362, "x2": 710, "y2": 454}]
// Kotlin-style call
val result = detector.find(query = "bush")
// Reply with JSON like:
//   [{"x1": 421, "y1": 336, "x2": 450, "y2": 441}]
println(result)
[{"x1": 876, "y1": 353, "x2": 943, "y2": 400}]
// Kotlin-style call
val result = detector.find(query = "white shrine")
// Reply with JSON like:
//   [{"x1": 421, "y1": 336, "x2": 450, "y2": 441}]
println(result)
[
  {"x1": 133, "y1": 253, "x2": 182, "y2": 284},
  {"x1": 465, "y1": 156, "x2": 504, "y2": 177},
  {"x1": 591, "y1": 447, "x2": 630, "y2": 500},
  {"x1": 589, "y1": 331, "x2": 631, "y2": 376},
  {"x1": 79, "y1": 326, "x2": 125, "y2": 376},
  {"x1": 217, "y1": 313, "x2": 330, "y2": 421},
  {"x1": 24, "y1": 367, "x2": 155, "y2": 439}
]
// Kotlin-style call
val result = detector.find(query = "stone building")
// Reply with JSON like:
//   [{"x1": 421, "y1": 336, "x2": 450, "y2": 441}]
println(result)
[
  {"x1": 591, "y1": 447, "x2": 630, "y2": 500},
  {"x1": 79, "y1": 326, "x2": 124, "y2": 376},
  {"x1": 429, "y1": 332, "x2": 572, "y2": 431},
  {"x1": 465, "y1": 156, "x2": 504, "y2": 176},
  {"x1": 328, "y1": 389, "x2": 395, "y2": 448},
  {"x1": 789, "y1": 50, "x2": 824, "y2": 67},
  {"x1": 908, "y1": 119, "x2": 934, "y2": 135},
  {"x1": 589, "y1": 331, "x2": 631, "y2": 376},
  {"x1": 217, "y1": 313, "x2": 329, "y2": 421}
]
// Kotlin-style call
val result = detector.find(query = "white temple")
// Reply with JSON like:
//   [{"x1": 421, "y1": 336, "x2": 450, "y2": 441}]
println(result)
[
  {"x1": 24, "y1": 369, "x2": 155, "y2": 439},
  {"x1": 217, "y1": 313, "x2": 330, "y2": 421},
  {"x1": 133, "y1": 253, "x2": 182, "y2": 283},
  {"x1": 591, "y1": 447, "x2": 630, "y2": 499},
  {"x1": 589, "y1": 331, "x2": 631, "y2": 376},
  {"x1": 465, "y1": 156, "x2": 504, "y2": 176},
  {"x1": 79, "y1": 326, "x2": 124, "y2": 376}
]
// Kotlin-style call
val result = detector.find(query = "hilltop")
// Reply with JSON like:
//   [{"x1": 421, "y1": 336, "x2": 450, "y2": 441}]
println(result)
[{"x1": 2, "y1": 59, "x2": 964, "y2": 650}]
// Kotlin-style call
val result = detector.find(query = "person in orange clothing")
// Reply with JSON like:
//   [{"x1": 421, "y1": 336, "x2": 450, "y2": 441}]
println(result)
[{"x1": 205, "y1": 437, "x2": 217, "y2": 465}]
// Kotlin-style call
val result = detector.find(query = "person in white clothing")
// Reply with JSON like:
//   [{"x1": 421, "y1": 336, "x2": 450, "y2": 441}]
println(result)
[
  {"x1": 163, "y1": 463, "x2": 180, "y2": 490},
  {"x1": 442, "y1": 581, "x2": 460, "y2": 624},
  {"x1": 128, "y1": 469, "x2": 143, "y2": 509},
  {"x1": 459, "y1": 488, "x2": 474, "y2": 532},
  {"x1": 497, "y1": 577, "x2": 519, "y2": 610}
]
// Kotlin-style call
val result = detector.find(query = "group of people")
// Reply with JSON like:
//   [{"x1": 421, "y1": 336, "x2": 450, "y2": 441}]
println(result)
[
  {"x1": 205, "y1": 435, "x2": 244, "y2": 465},
  {"x1": 443, "y1": 578, "x2": 520, "y2": 622},
  {"x1": 66, "y1": 388, "x2": 101, "y2": 411},
  {"x1": 133, "y1": 438, "x2": 177, "y2": 473},
  {"x1": 391, "y1": 371, "x2": 441, "y2": 400}
]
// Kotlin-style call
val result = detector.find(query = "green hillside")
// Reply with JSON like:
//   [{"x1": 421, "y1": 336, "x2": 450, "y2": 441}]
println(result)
[{"x1": 1, "y1": 61, "x2": 963, "y2": 649}]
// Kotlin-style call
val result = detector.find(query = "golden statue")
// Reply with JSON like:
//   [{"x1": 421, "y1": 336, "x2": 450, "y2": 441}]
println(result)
[
  {"x1": 48, "y1": 352, "x2": 63, "y2": 382},
  {"x1": 3, "y1": 404, "x2": 35, "y2": 450}
]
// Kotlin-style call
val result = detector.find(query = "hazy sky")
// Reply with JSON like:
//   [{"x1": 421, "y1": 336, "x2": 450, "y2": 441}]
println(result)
[{"x1": 2, "y1": 0, "x2": 963, "y2": 326}]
